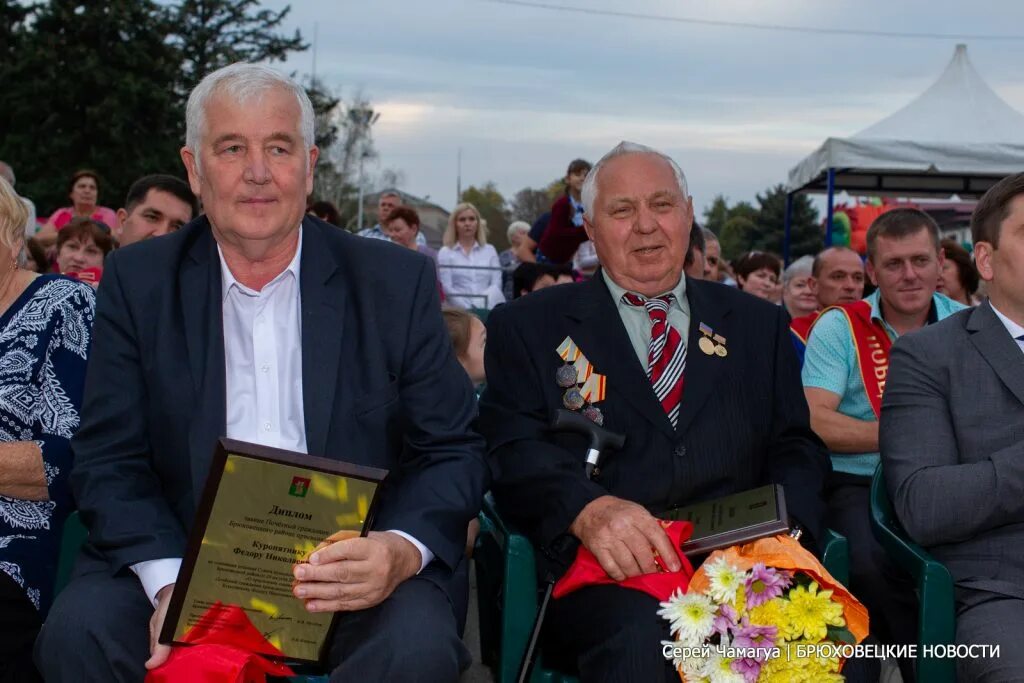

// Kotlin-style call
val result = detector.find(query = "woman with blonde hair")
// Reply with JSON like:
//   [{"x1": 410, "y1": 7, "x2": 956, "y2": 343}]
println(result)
[
  {"x1": 0, "y1": 177, "x2": 96, "y2": 681},
  {"x1": 437, "y1": 202, "x2": 505, "y2": 309}
]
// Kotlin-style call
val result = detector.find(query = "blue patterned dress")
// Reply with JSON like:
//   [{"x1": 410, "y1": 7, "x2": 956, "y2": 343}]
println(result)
[{"x1": 0, "y1": 275, "x2": 95, "y2": 613}]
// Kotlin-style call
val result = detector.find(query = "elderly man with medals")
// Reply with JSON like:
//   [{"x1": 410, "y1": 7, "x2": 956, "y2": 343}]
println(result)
[{"x1": 478, "y1": 141, "x2": 831, "y2": 682}]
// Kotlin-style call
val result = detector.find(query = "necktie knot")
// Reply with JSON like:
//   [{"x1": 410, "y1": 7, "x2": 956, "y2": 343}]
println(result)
[{"x1": 622, "y1": 293, "x2": 674, "y2": 323}]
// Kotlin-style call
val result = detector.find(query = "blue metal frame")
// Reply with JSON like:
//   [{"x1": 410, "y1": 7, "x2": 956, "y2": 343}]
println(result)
[{"x1": 825, "y1": 167, "x2": 836, "y2": 247}]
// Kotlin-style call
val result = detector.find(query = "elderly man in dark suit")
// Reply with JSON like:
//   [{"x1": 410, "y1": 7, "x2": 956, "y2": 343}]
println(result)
[
  {"x1": 34, "y1": 63, "x2": 487, "y2": 682},
  {"x1": 478, "y1": 141, "x2": 830, "y2": 682},
  {"x1": 881, "y1": 172, "x2": 1024, "y2": 682}
]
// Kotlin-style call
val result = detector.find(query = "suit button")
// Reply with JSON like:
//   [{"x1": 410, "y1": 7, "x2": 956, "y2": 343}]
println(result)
[{"x1": 674, "y1": 444, "x2": 687, "y2": 458}]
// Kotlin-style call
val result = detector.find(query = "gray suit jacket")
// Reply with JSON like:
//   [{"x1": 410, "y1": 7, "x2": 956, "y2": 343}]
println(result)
[{"x1": 880, "y1": 300, "x2": 1024, "y2": 605}]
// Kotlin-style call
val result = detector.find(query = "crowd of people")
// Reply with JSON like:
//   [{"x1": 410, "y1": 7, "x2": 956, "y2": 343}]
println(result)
[{"x1": 0, "y1": 61, "x2": 1020, "y2": 683}]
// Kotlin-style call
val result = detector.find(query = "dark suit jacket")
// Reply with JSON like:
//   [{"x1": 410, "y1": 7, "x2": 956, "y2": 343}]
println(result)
[
  {"x1": 70, "y1": 216, "x2": 487, "y2": 585},
  {"x1": 881, "y1": 300, "x2": 1024, "y2": 604},
  {"x1": 478, "y1": 273, "x2": 830, "y2": 576}
]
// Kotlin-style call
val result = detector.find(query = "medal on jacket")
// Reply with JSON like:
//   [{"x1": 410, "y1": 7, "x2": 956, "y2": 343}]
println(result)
[
  {"x1": 556, "y1": 336, "x2": 606, "y2": 424},
  {"x1": 698, "y1": 322, "x2": 727, "y2": 358}
]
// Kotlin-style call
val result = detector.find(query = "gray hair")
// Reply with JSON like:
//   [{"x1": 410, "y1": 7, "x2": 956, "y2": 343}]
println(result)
[
  {"x1": 506, "y1": 220, "x2": 530, "y2": 242},
  {"x1": 185, "y1": 63, "x2": 315, "y2": 172},
  {"x1": 702, "y1": 227, "x2": 719, "y2": 245},
  {"x1": 581, "y1": 141, "x2": 689, "y2": 216},
  {"x1": 782, "y1": 255, "x2": 814, "y2": 286}
]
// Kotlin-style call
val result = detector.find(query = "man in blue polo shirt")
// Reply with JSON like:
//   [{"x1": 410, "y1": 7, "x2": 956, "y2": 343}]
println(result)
[{"x1": 802, "y1": 208, "x2": 966, "y2": 678}]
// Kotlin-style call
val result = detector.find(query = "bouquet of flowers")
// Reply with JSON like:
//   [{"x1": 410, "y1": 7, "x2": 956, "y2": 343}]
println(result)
[{"x1": 657, "y1": 535, "x2": 868, "y2": 683}]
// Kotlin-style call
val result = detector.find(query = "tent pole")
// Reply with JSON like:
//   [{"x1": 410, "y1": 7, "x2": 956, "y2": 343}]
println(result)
[
  {"x1": 825, "y1": 167, "x2": 836, "y2": 247},
  {"x1": 783, "y1": 192, "x2": 794, "y2": 266}
]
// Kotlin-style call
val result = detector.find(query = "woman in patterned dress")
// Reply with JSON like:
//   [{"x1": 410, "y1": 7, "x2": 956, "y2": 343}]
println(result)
[{"x1": 0, "y1": 176, "x2": 96, "y2": 682}]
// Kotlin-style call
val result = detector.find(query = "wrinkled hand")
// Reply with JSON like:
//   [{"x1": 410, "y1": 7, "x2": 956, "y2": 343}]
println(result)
[
  {"x1": 144, "y1": 583, "x2": 175, "y2": 671},
  {"x1": 570, "y1": 495, "x2": 681, "y2": 581},
  {"x1": 292, "y1": 531, "x2": 421, "y2": 613}
]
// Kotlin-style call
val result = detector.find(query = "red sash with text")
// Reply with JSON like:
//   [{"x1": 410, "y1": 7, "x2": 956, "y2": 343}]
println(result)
[{"x1": 812, "y1": 301, "x2": 892, "y2": 419}]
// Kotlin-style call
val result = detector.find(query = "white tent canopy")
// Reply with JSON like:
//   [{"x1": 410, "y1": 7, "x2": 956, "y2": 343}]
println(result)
[{"x1": 788, "y1": 44, "x2": 1024, "y2": 198}]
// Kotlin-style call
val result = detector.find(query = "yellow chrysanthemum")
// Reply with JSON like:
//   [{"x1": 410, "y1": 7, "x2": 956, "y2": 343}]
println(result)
[
  {"x1": 782, "y1": 582, "x2": 845, "y2": 641},
  {"x1": 748, "y1": 597, "x2": 788, "y2": 635}
]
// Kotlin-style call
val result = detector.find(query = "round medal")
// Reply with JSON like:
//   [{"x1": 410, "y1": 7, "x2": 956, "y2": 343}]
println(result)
[
  {"x1": 715, "y1": 344, "x2": 728, "y2": 357},
  {"x1": 582, "y1": 405, "x2": 604, "y2": 426},
  {"x1": 562, "y1": 387, "x2": 585, "y2": 411},
  {"x1": 698, "y1": 336, "x2": 716, "y2": 356},
  {"x1": 555, "y1": 364, "x2": 579, "y2": 388}
]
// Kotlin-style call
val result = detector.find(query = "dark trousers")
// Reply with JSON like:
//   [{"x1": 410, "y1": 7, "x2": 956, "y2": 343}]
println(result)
[
  {"x1": 36, "y1": 569, "x2": 469, "y2": 683},
  {"x1": 828, "y1": 480, "x2": 919, "y2": 681},
  {"x1": 543, "y1": 584, "x2": 678, "y2": 683},
  {"x1": 0, "y1": 570, "x2": 43, "y2": 683}
]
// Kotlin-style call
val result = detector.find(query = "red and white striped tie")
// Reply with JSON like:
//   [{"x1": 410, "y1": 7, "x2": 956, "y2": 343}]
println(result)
[{"x1": 622, "y1": 293, "x2": 686, "y2": 428}]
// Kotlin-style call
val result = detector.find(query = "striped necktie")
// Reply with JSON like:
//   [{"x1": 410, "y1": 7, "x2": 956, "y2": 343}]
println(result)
[{"x1": 622, "y1": 293, "x2": 686, "y2": 428}]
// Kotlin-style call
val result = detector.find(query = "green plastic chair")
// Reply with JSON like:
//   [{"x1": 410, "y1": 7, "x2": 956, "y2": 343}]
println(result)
[
  {"x1": 54, "y1": 510, "x2": 88, "y2": 595},
  {"x1": 868, "y1": 464, "x2": 955, "y2": 683},
  {"x1": 475, "y1": 493, "x2": 849, "y2": 683}
]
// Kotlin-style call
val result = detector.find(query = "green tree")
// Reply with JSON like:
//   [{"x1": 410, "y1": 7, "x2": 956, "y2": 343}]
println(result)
[
  {"x1": 702, "y1": 194, "x2": 731, "y2": 235},
  {"x1": 461, "y1": 182, "x2": 510, "y2": 250},
  {"x1": 171, "y1": 0, "x2": 306, "y2": 85},
  {"x1": 753, "y1": 184, "x2": 822, "y2": 259},
  {"x1": 719, "y1": 215, "x2": 758, "y2": 262},
  {"x1": 0, "y1": 0, "x2": 184, "y2": 213}
]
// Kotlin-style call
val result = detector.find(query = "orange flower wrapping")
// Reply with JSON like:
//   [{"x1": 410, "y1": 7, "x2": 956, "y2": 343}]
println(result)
[{"x1": 688, "y1": 534, "x2": 869, "y2": 644}]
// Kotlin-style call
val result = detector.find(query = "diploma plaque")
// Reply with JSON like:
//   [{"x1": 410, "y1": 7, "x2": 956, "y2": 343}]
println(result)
[
  {"x1": 160, "y1": 438, "x2": 387, "y2": 663},
  {"x1": 660, "y1": 484, "x2": 790, "y2": 556}
]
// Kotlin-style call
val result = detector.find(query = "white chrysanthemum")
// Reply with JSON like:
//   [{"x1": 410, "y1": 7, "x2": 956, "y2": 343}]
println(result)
[
  {"x1": 704, "y1": 556, "x2": 745, "y2": 604},
  {"x1": 700, "y1": 649, "x2": 745, "y2": 683},
  {"x1": 658, "y1": 589, "x2": 716, "y2": 645}
]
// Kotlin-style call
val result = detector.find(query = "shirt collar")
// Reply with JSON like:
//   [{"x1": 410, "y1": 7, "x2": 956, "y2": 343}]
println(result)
[
  {"x1": 866, "y1": 289, "x2": 943, "y2": 336},
  {"x1": 219, "y1": 226, "x2": 303, "y2": 301},
  {"x1": 602, "y1": 269, "x2": 688, "y2": 312},
  {"x1": 989, "y1": 300, "x2": 1024, "y2": 340}
]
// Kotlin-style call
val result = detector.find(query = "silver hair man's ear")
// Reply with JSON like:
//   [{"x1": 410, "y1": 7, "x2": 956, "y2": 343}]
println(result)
[
  {"x1": 184, "y1": 62, "x2": 316, "y2": 173},
  {"x1": 580, "y1": 141, "x2": 689, "y2": 216}
]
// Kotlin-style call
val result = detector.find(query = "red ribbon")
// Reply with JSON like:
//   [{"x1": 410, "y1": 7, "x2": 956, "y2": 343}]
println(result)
[
  {"x1": 553, "y1": 520, "x2": 696, "y2": 601},
  {"x1": 145, "y1": 602, "x2": 296, "y2": 683}
]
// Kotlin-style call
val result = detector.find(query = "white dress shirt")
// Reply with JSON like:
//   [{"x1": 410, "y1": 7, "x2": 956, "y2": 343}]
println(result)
[
  {"x1": 437, "y1": 242, "x2": 505, "y2": 309},
  {"x1": 990, "y1": 301, "x2": 1024, "y2": 354},
  {"x1": 132, "y1": 228, "x2": 431, "y2": 606}
]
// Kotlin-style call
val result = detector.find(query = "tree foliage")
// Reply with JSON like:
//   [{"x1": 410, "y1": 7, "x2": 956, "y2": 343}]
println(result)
[
  {"x1": 461, "y1": 182, "x2": 510, "y2": 250},
  {"x1": 0, "y1": 0, "x2": 184, "y2": 212},
  {"x1": 0, "y1": 0, "x2": 310, "y2": 215},
  {"x1": 170, "y1": 0, "x2": 306, "y2": 85},
  {"x1": 702, "y1": 187, "x2": 821, "y2": 262}
]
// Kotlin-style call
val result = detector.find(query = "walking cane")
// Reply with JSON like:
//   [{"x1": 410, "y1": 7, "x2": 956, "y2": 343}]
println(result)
[{"x1": 516, "y1": 409, "x2": 626, "y2": 683}]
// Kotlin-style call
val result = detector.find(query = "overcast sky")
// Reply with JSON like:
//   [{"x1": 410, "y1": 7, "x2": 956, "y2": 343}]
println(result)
[{"x1": 265, "y1": 0, "x2": 1024, "y2": 216}]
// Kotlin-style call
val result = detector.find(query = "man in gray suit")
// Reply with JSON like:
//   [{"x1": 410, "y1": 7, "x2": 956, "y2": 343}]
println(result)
[{"x1": 880, "y1": 172, "x2": 1024, "y2": 682}]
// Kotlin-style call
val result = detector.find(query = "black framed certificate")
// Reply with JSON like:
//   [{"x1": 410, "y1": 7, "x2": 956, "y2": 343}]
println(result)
[
  {"x1": 660, "y1": 484, "x2": 790, "y2": 556},
  {"x1": 160, "y1": 438, "x2": 388, "y2": 663}
]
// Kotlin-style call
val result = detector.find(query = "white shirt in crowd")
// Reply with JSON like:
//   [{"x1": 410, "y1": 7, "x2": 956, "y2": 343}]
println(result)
[
  {"x1": 131, "y1": 228, "x2": 431, "y2": 606},
  {"x1": 437, "y1": 242, "x2": 505, "y2": 309},
  {"x1": 21, "y1": 196, "x2": 36, "y2": 238}
]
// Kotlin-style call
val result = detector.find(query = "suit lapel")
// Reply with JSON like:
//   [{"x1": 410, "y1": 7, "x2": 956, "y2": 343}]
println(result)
[
  {"x1": 299, "y1": 218, "x2": 345, "y2": 457},
  {"x1": 968, "y1": 300, "x2": 1024, "y2": 407},
  {"x1": 181, "y1": 222, "x2": 227, "y2": 500},
  {"x1": 674, "y1": 279, "x2": 731, "y2": 436},
  {"x1": 565, "y1": 275, "x2": 676, "y2": 440}
]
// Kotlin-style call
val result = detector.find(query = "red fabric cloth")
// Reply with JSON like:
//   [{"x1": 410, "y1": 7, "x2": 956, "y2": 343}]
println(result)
[
  {"x1": 553, "y1": 520, "x2": 696, "y2": 601},
  {"x1": 145, "y1": 602, "x2": 295, "y2": 683}
]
